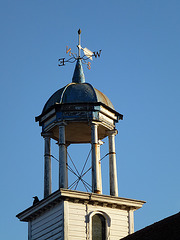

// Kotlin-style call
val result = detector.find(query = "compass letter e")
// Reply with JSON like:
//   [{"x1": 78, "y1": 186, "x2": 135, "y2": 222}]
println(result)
[{"x1": 58, "y1": 58, "x2": 65, "y2": 66}]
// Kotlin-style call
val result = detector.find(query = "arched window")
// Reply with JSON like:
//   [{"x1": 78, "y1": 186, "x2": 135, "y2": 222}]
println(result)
[{"x1": 92, "y1": 214, "x2": 106, "y2": 240}]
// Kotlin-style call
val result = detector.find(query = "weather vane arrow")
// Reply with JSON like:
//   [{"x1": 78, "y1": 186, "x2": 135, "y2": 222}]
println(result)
[{"x1": 58, "y1": 29, "x2": 102, "y2": 70}]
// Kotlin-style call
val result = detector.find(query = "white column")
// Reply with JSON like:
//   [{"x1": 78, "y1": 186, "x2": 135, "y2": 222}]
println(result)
[
  {"x1": 58, "y1": 122, "x2": 68, "y2": 189},
  {"x1": 128, "y1": 209, "x2": 134, "y2": 234},
  {"x1": 97, "y1": 140, "x2": 104, "y2": 194},
  {"x1": 108, "y1": 129, "x2": 118, "y2": 196},
  {"x1": 91, "y1": 122, "x2": 101, "y2": 194},
  {"x1": 42, "y1": 133, "x2": 52, "y2": 198},
  {"x1": 65, "y1": 143, "x2": 70, "y2": 188}
]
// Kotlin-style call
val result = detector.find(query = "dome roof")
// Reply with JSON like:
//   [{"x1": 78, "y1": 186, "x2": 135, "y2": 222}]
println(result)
[
  {"x1": 42, "y1": 82, "x2": 114, "y2": 113},
  {"x1": 42, "y1": 59, "x2": 114, "y2": 114}
]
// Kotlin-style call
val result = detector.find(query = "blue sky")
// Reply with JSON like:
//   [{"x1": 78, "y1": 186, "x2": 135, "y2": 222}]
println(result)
[{"x1": 1, "y1": 0, "x2": 180, "y2": 239}]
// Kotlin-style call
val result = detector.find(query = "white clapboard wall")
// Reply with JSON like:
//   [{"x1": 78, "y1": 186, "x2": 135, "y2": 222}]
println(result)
[
  {"x1": 28, "y1": 200, "x2": 130, "y2": 240},
  {"x1": 68, "y1": 201, "x2": 129, "y2": 240},
  {"x1": 30, "y1": 202, "x2": 63, "y2": 240}
]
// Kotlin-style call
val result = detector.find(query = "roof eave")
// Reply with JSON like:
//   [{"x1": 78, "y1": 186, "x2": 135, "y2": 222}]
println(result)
[{"x1": 17, "y1": 189, "x2": 145, "y2": 222}]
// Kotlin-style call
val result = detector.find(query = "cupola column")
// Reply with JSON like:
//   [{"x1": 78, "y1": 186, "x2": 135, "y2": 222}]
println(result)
[
  {"x1": 58, "y1": 122, "x2": 68, "y2": 189},
  {"x1": 97, "y1": 140, "x2": 104, "y2": 194},
  {"x1": 91, "y1": 122, "x2": 101, "y2": 194},
  {"x1": 42, "y1": 133, "x2": 52, "y2": 198},
  {"x1": 107, "y1": 129, "x2": 118, "y2": 196}
]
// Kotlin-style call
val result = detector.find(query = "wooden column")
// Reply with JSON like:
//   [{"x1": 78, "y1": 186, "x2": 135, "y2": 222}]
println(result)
[
  {"x1": 128, "y1": 209, "x2": 134, "y2": 234},
  {"x1": 42, "y1": 133, "x2": 52, "y2": 198},
  {"x1": 108, "y1": 129, "x2": 118, "y2": 196},
  {"x1": 58, "y1": 122, "x2": 68, "y2": 189},
  {"x1": 65, "y1": 143, "x2": 69, "y2": 189},
  {"x1": 91, "y1": 122, "x2": 101, "y2": 194},
  {"x1": 97, "y1": 140, "x2": 103, "y2": 194}
]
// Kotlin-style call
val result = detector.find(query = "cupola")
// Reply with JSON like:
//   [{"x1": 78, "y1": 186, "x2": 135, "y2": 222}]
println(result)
[
  {"x1": 36, "y1": 53, "x2": 123, "y2": 196},
  {"x1": 17, "y1": 30, "x2": 145, "y2": 240}
]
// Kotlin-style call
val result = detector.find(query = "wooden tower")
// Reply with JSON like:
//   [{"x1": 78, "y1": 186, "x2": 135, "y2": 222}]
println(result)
[{"x1": 17, "y1": 30, "x2": 145, "y2": 240}]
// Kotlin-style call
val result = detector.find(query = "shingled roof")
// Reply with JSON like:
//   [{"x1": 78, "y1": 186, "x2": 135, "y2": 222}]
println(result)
[{"x1": 122, "y1": 212, "x2": 180, "y2": 240}]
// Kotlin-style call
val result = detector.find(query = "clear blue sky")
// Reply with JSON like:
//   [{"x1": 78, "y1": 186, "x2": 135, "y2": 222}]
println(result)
[{"x1": 1, "y1": 0, "x2": 180, "y2": 239}]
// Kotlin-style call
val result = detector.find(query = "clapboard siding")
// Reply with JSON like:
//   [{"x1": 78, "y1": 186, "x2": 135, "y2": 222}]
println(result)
[
  {"x1": 32, "y1": 226, "x2": 63, "y2": 240},
  {"x1": 28, "y1": 198, "x2": 131, "y2": 239},
  {"x1": 32, "y1": 217, "x2": 62, "y2": 235},
  {"x1": 32, "y1": 221, "x2": 63, "y2": 238},
  {"x1": 32, "y1": 213, "x2": 62, "y2": 233},
  {"x1": 32, "y1": 204, "x2": 62, "y2": 226},
  {"x1": 112, "y1": 219, "x2": 129, "y2": 227},
  {"x1": 68, "y1": 202, "x2": 86, "y2": 239},
  {"x1": 66, "y1": 201, "x2": 129, "y2": 240},
  {"x1": 69, "y1": 219, "x2": 86, "y2": 226},
  {"x1": 88, "y1": 205, "x2": 129, "y2": 239},
  {"x1": 31, "y1": 202, "x2": 63, "y2": 240}
]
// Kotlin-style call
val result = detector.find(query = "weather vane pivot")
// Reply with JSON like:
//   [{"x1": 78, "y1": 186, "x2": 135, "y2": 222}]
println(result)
[{"x1": 58, "y1": 29, "x2": 102, "y2": 70}]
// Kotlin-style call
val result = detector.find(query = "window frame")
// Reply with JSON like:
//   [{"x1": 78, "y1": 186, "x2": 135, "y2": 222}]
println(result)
[{"x1": 88, "y1": 211, "x2": 111, "y2": 240}]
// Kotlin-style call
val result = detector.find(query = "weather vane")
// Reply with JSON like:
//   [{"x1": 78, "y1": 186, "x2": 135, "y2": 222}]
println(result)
[{"x1": 58, "y1": 29, "x2": 102, "y2": 70}]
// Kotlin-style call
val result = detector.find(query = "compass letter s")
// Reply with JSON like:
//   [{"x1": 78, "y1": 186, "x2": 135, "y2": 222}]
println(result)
[{"x1": 87, "y1": 62, "x2": 91, "y2": 70}]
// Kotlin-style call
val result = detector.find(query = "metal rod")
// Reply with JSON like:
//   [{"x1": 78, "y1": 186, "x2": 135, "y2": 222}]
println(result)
[
  {"x1": 67, "y1": 165, "x2": 79, "y2": 178},
  {"x1": 81, "y1": 179, "x2": 91, "y2": 192},
  {"x1": 78, "y1": 29, "x2": 81, "y2": 58},
  {"x1": 68, "y1": 178, "x2": 79, "y2": 189},
  {"x1": 81, "y1": 166, "x2": 92, "y2": 178},
  {"x1": 74, "y1": 179, "x2": 80, "y2": 190},
  {"x1": 81, "y1": 179, "x2": 89, "y2": 192},
  {"x1": 67, "y1": 151, "x2": 80, "y2": 176},
  {"x1": 80, "y1": 147, "x2": 92, "y2": 176},
  {"x1": 81, "y1": 179, "x2": 92, "y2": 188}
]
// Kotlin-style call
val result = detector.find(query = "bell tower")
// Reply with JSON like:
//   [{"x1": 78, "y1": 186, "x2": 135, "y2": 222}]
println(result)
[{"x1": 17, "y1": 30, "x2": 145, "y2": 240}]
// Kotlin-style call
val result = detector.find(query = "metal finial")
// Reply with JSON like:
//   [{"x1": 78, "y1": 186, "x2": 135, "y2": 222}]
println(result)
[{"x1": 78, "y1": 29, "x2": 81, "y2": 57}]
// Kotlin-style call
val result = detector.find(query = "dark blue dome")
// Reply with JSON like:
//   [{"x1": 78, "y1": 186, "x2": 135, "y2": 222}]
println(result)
[
  {"x1": 42, "y1": 59, "x2": 115, "y2": 114},
  {"x1": 42, "y1": 82, "x2": 114, "y2": 113}
]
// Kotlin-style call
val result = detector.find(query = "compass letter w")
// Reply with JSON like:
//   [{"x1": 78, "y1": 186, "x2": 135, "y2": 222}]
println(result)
[{"x1": 93, "y1": 50, "x2": 102, "y2": 58}]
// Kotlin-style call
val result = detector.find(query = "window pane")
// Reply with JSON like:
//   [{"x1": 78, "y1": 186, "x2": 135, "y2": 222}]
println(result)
[{"x1": 92, "y1": 214, "x2": 106, "y2": 240}]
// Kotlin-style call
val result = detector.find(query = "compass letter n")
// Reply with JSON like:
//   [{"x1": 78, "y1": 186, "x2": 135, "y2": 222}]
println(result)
[{"x1": 66, "y1": 46, "x2": 72, "y2": 56}]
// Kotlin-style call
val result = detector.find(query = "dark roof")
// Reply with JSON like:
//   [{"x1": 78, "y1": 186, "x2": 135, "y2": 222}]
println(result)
[
  {"x1": 42, "y1": 58, "x2": 115, "y2": 114},
  {"x1": 42, "y1": 83, "x2": 114, "y2": 114},
  {"x1": 122, "y1": 212, "x2": 180, "y2": 240}
]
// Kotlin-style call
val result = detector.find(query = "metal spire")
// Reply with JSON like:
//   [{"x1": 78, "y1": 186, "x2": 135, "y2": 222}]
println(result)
[{"x1": 72, "y1": 58, "x2": 85, "y2": 83}]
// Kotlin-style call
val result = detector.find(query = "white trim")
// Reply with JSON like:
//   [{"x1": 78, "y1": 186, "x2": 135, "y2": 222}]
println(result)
[
  {"x1": 28, "y1": 221, "x2": 32, "y2": 240},
  {"x1": 63, "y1": 200, "x2": 69, "y2": 240},
  {"x1": 100, "y1": 106, "x2": 117, "y2": 120},
  {"x1": 41, "y1": 109, "x2": 56, "y2": 122},
  {"x1": 17, "y1": 189, "x2": 145, "y2": 222},
  {"x1": 88, "y1": 210, "x2": 111, "y2": 240},
  {"x1": 60, "y1": 83, "x2": 75, "y2": 104},
  {"x1": 128, "y1": 209, "x2": 134, "y2": 234},
  {"x1": 44, "y1": 115, "x2": 56, "y2": 128}
]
